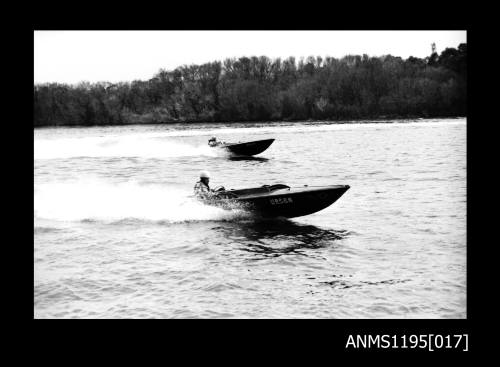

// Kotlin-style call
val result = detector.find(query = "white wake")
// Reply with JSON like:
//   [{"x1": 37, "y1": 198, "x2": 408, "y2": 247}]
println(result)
[
  {"x1": 34, "y1": 179, "x2": 248, "y2": 223},
  {"x1": 34, "y1": 135, "x2": 220, "y2": 160}
]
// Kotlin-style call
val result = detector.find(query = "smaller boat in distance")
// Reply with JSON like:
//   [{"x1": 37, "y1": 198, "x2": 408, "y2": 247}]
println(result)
[
  {"x1": 208, "y1": 137, "x2": 275, "y2": 156},
  {"x1": 200, "y1": 183, "x2": 350, "y2": 218}
]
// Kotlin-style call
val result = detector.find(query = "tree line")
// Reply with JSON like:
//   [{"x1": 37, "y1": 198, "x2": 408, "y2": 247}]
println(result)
[{"x1": 34, "y1": 44, "x2": 466, "y2": 127}]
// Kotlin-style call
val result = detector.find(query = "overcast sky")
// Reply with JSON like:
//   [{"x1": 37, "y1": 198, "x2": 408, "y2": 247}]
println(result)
[{"x1": 34, "y1": 31, "x2": 466, "y2": 85}]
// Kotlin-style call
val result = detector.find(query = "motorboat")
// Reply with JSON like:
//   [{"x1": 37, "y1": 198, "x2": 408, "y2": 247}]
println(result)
[
  {"x1": 208, "y1": 137, "x2": 275, "y2": 156},
  {"x1": 201, "y1": 183, "x2": 350, "y2": 218}
]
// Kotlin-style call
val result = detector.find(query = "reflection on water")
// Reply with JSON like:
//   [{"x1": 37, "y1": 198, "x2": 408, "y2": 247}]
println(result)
[
  {"x1": 212, "y1": 219, "x2": 349, "y2": 258},
  {"x1": 227, "y1": 156, "x2": 269, "y2": 162},
  {"x1": 320, "y1": 277, "x2": 410, "y2": 290}
]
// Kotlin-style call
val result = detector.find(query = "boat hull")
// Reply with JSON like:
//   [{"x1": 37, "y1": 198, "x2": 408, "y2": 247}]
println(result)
[
  {"x1": 222, "y1": 139, "x2": 275, "y2": 156},
  {"x1": 207, "y1": 184, "x2": 350, "y2": 218}
]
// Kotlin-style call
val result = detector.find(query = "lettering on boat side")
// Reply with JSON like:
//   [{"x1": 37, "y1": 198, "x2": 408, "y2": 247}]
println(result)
[{"x1": 270, "y1": 197, "x2": 293, "y2": 205}]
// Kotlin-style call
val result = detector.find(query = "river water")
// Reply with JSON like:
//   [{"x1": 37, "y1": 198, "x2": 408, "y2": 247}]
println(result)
[{"x1": 34, "y1": 118, "x2": 466, "y2": 318}]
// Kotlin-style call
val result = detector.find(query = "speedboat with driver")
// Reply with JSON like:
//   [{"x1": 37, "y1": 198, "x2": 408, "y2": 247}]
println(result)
[
  {"x1": 208, "y1": 137, "x2": 275, "y2": 156},
  {"x1": 200, "y1": 183, "x2": 350, "y2": 218}
]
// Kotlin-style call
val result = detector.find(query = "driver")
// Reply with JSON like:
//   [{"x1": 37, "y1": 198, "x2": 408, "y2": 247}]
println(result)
[
  {"x1": 194, "y1": 171, "x2": 225, "y2": 199},
  {"x1": 208, "y1": 137, "x2": 218, "y2": 147}
]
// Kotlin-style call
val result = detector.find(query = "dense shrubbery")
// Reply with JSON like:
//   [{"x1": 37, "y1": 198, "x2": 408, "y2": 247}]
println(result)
[{"x1": 33, "y1": 44, "x2": 466, "y2": 127}]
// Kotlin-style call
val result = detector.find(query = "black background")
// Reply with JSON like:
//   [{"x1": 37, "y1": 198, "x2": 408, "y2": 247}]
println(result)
[{"x1": 10, "y1": 2, "x2": 482, "y2": 357}]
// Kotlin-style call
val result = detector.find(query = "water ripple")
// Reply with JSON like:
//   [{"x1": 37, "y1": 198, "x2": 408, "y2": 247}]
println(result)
[{"x1": 34, "y1": 118, "x2": 466, "y2": 318}]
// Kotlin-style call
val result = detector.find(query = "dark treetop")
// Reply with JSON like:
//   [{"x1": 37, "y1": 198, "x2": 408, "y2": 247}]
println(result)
[{"x1": 34, "y1": 44, "x2": 466, "y2": 127}]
